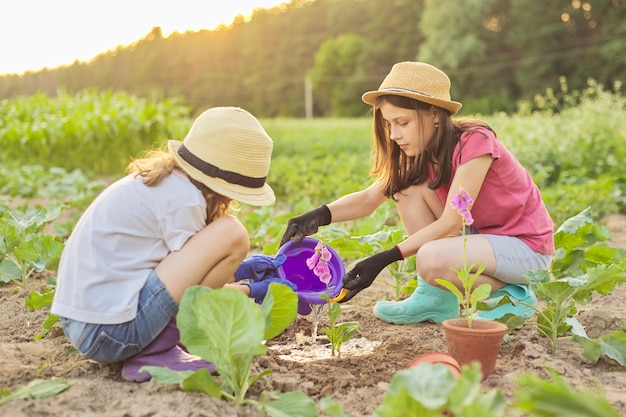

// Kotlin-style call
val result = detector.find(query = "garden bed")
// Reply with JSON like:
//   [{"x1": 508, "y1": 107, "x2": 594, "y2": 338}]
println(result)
[{"x1": 0, "y1": 216, "x2": 625, "y2": 416}]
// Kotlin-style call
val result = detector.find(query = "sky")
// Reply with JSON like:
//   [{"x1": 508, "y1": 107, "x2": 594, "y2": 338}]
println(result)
[{"x1": 0, "y1": 0, "x2": 288, "y2": 76}]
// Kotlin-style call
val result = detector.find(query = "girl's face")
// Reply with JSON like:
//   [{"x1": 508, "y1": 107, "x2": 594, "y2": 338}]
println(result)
[{"x1": 379, "y1": 101, "x2": 438, "y2": 157}]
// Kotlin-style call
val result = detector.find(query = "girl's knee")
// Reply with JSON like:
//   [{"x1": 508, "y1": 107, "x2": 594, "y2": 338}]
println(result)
[
  {"x1": 214, "y1": 215, "x2": 250, "y2": 255},
  {"x1": 416, "y1": 242, "x2": 447, "y2": 283}
]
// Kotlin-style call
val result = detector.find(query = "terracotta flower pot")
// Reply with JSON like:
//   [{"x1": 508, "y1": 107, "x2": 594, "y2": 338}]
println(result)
[
  {"x1": 442, "y1": 318, "x2": 508, "y2": 380},
  {"x1": 407, "y1": 352, "x2": 462, "y2": 378}
]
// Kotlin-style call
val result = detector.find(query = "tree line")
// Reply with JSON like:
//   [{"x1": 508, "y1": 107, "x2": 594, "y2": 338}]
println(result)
[{"x1": 0, "y1": 0, "x2": 624, "y2": 117}]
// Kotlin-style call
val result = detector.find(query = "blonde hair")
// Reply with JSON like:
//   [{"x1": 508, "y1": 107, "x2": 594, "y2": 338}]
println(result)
[{"x1": 126, "y1": 149, "x2": 234, "y2": 222}]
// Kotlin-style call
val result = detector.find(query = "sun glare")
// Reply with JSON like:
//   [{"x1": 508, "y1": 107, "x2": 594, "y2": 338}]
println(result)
[{"x1": 0, "y1": 0, "x2": 288, "y2": 75}]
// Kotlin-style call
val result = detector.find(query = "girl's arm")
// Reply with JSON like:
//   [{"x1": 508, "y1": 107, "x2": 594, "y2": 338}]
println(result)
[
  {"x1": 327, "y1": 180, "x2": 388, "y2": 222},
  {"x1": 397, "y1": 154, "x2": 493, "y2": 257}
]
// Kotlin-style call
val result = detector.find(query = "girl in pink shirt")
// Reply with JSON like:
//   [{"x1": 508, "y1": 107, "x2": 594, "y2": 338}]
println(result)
[{"x1": 280, "y1": 61, "x2": 554, "y2": 323}]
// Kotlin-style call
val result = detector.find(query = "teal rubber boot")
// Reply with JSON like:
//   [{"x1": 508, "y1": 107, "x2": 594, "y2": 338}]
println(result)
[
  {"x1": 373, "y1": 277, "x2": 460, "y2": 324},
  {"x1": 475, "y1": 284, "x2": 538, "y2": 320}
]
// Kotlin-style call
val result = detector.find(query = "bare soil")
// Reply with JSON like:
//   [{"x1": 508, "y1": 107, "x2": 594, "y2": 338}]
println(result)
[{"x1": 1, "y1": 215, "x2": 625, "y2": 417}]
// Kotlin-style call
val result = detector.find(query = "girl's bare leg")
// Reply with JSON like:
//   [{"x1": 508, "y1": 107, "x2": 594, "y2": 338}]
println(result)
[
  {"x1": 155, "y1": 215, "x2": 250, "y2": 303},
  {"x1": 416, "y1": 234, "x2": 505, "y2": 292},
  {"x1": 394, "y1": 183, "x2": 444, "y2": 235}
]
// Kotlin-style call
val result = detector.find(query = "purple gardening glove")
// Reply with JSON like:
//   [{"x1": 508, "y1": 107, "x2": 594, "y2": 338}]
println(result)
[
  {"x1": 235, "y1": 254, "x2": 287, "y2": 282},
  {"x1": 246, "y1": 278, "x2": 297, "y2": 304}
]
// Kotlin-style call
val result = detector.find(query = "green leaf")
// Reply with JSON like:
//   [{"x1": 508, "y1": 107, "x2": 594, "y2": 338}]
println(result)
[
  {"x1": 263, "y1": 391, "x2": 318, "y2": 417},
  {"x1": 470, "y1": 284, "x2": 491, "y2": 307},
  {"x1": 181, "y1": 368, "x2": 223, "y2": 398},
  {"x1": 261, "y1": 282, "x2": 298, "y2": 341},
  {"x1": 0, "y1": 378, "x2": 73, "y2": 405},
  {"x1": 573, "y1": 330, "x2": 626, "y2": 366},
  {"x1": 14, "y1": 234, "x2": 64, "y2": 272},
  {"x1": 26, "y1": 287, "x2": 56, "y2": 310},
  {"x1": 0, "y1": 257, "x2": 21, "y2": 282},
  {"x1": 140, "y1": 366, "x2": 196, "y2": 384},
  {"x1": 515, "y1": 368, "x2": 622, "y2": 417},
  {"x1": 319, "y1": 395, "x2": 353, "y2": 417},
  {"x1": 435, "y1": 279, "x2": 463, "y2": 302},
  {"x1": 554, "y1": 207, "x2": 592, "y2": 235},
  {"x1": 178, "y1": 287, "x2": 267, "y2": 370},
  {"x1": 33, "y1": 313, "x2": 60, "y2": 341}
]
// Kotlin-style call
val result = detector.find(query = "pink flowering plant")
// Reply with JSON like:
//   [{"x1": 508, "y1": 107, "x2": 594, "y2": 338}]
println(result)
[
  {"x1": 436, "y1": 186, "x2": 491, "y2": 328},
  {"x1": 307, "y1": 241, "x2": 361, "y2": 357}
]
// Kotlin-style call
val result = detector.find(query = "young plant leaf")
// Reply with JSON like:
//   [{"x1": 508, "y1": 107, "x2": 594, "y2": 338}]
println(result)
[
  {"x1": 261, "y1": 282, "x2": 298, "y2": 340},
  {"x1": 0, "y1": 378, "x2": 73, "y2": 405},
  {"x1": 178, "y1": 286, "x2": 267, "y2": 369},
  {"x1": 263, "y1": 391, "x2": 318, "y2": 417},
  {"x1": 181, "y1": 368, "x2": 224, "y2": 398},
  {"x1": 514, "y1": 368, "x2": 622, "y2": 417}
]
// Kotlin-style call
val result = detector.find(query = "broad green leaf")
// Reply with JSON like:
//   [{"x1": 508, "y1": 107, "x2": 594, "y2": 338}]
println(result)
[
  {"x1": 140, "y1": 366, "x2": 195, "y2": 384},
  {"x1": 14, "y1": 234, "x2": 64, "y2": 272},
  {"x1": 0, "y1": 257, "x2": 21, "y2": 282},
  {"x1": 446, "y1": 364, "x2": 506, "y2": 417},
  {"x1": 178, "y1": 287, "x2": 266, "y2": 369},
  {"x1": 573, "y1": 330, "x2": 626, "y2": 366},
  {"x1": 181, "y1": 368, "x2": 223, "y2": 398},
  {"x1": 263, "y1": 391, "x2": 318, "y2": 417},
  {"x1": 374, "y1": 363, "x2": 487, "y2": 417},
  {"x1": 391, "y1": 364, "x2": 456, "y2": 409},
  {"x1": 26, "y1": 287, "x2": 56, "y2": 310},
  {"x1": 261, "y1": 282, "x2": 298, "y2": 341},
  {"x1": 319, "y1": 396, "x2": 350, "y2": 417},
  {"x1": 554, "y1": 207, "x2": 592, "y2": 235},
  {"x1": 515, "y1": 369, "x2": 622, "y2": 417},
  {"x1": 0, "y1": 378, "x2": 73, "y2": 405}
]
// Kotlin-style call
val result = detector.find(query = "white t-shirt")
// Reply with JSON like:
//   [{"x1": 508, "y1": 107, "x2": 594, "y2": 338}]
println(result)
[{"x1": 51, "y1": 171, "x2": 207, "y2": 324}]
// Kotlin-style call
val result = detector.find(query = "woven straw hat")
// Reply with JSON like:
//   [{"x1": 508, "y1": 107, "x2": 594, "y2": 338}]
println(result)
[
  {"x1": 168, "y1": 107, "x2": 275, "y2": 206},
  {"x1": 362, "y1": 62, "x2": 462, "y2": 114}
]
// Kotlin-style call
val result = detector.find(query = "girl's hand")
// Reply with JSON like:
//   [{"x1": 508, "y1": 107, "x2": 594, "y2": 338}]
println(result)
[{"x1": 340, "y1": 246, "x2": 403, "y2": 302}]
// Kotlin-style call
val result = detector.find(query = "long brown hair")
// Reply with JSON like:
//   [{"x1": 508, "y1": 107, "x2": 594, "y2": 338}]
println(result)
[
  {"x1": 126, "y1": 149, "x2": 233, "y2": 222},
  {"x1": 370, "y1": 95, "x2": 494, "y2": 198}
]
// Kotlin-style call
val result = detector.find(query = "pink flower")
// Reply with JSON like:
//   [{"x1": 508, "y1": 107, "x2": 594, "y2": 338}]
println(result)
[
  {"x1": 451, "y1": 187, "x2": 474, "y2": 226},
  {"x1": 306, "y1": 253, "x2": 320, "y2": 270},
  {"x1": 306, "y1": 241, "x2": 334, "y2": 284},
  {"x1": 320, "y1": 246, "x2": 332, "y2": 262},
  {"x1": 315, "y1": 262, "x2": 331, "y2": 284}
]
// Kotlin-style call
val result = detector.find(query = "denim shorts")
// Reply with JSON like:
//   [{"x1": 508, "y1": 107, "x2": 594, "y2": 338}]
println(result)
[
  {"x1": 481, "y1": 234, "x2": 553, "y2": 284},
  {"x1": 59, "y1": 271, "x2": 178, "y2": 364}
]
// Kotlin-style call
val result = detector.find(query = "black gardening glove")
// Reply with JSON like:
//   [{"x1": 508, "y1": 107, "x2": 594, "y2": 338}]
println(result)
[
  {"x1": 339, "y1": 246, "x2": 403, "y2": 303},
  {"x1": 279, "y1": 205, "x2": 332, "y2": 247}
]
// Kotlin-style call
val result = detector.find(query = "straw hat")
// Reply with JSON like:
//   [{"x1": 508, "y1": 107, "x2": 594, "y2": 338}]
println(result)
[
  {"x1": 168, "y1": 107, "x2": 275, "y2": 206},
  {"x1": 362, "y1": 62, "x2": 462, "y2": 114}
]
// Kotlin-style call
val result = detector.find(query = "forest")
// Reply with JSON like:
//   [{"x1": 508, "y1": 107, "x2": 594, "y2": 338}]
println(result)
[{"x1": 0, "y1": 0, "x2": 624, "y2": 118}]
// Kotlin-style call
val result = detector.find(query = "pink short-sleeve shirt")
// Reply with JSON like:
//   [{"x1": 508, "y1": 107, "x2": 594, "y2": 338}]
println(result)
[{"x1": 430, "y1": 127, "x2": 554, "y2": 254}]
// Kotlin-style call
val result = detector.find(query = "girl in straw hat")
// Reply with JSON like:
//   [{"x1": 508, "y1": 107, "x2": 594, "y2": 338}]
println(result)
[
  {"x1": 52, "y1": 107, "x2": 295, "y2": 382},
  {"x1": 280, "y1": 62, "x2": 554, "y2": 324}
]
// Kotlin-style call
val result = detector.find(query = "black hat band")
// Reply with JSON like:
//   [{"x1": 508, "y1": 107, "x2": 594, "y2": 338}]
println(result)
[{"x1": 178, "y1": 144, "x2": 266, "y2": 188}]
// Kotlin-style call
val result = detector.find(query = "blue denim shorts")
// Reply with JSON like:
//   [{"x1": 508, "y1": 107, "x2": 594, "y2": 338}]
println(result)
[{"x1": 59, "y1": 271, "x2": 178, "y2": 364}]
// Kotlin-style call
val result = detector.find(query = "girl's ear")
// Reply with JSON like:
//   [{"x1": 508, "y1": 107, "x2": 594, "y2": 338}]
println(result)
[{"x1": 431, "y1": 107, "x2": 439, "y2": 125}]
